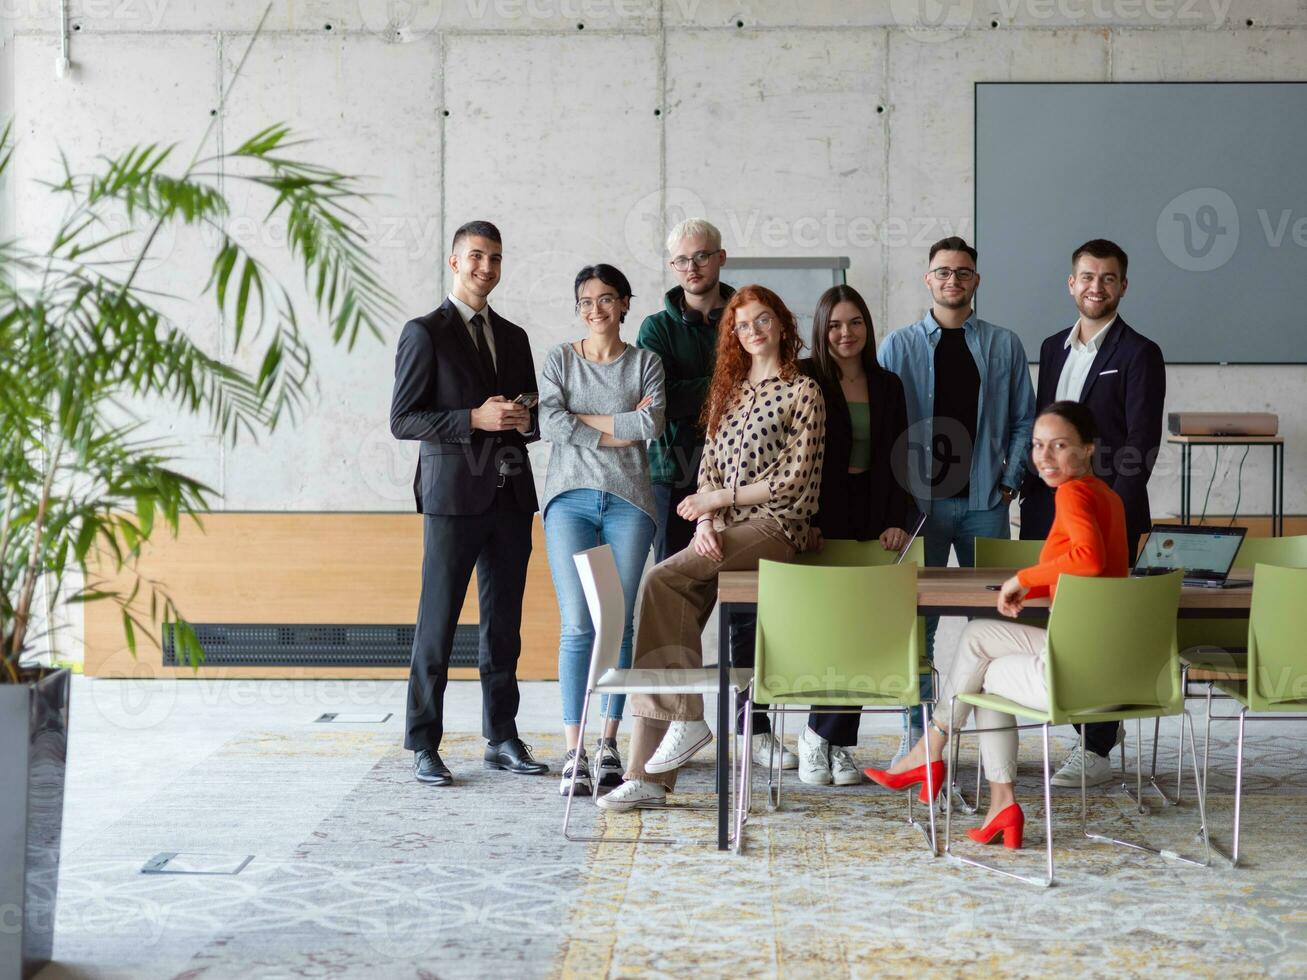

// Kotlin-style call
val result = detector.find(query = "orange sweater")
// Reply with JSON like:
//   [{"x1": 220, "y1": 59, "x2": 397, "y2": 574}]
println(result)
[{"x1": 1017, "y1": 475, "x2": 1129, "y2": 602}]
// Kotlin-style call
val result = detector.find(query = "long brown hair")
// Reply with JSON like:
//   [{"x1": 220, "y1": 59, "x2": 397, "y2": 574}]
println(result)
[
  {"x1": 808, "y1": 284, "x2": 881, "y2": 384},
  {"x1": 700, "y1": 284, "x2": 804, "y2": 437}
]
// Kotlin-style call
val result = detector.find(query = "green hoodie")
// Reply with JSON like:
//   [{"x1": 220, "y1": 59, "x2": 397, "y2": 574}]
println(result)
[{"x1": 635, "y1": 282, "x2": 734, "y2": 487}]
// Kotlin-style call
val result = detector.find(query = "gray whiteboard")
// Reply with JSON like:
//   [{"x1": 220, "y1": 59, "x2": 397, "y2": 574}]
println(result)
[
  {"x1": 723, "y1": 256, "x2": 848, "y2": 350},
  {"x1": 975, "y1": 82, "x2": 1307, "y2": 364}
]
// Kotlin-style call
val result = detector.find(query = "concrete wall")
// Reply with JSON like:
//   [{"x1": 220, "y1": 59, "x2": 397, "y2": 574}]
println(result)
[{"x1": 8, "y1": 0, "x2": 1306, "y2": 524}]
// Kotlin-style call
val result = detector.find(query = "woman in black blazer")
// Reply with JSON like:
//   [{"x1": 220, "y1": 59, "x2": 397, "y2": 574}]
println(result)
[{"x1": 794, "y1": 284, "x2": 917, "y2": 786}]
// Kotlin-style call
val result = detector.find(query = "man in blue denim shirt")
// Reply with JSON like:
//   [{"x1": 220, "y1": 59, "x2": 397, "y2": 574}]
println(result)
[{"x1": 878, "y1": 237, "x2": 1035, "y2": 761}]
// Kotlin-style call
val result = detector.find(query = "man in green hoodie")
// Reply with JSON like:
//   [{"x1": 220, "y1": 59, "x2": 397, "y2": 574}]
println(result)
[
  {"x1": 636, "y1": 217, "x2": 733, "y2": 563},
  {"x1": 635, "y1": 218, "x2": 799, "y2": 771}
]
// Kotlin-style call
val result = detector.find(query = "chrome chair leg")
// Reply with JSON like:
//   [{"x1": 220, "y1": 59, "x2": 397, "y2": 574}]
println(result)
[
  {"x1": 767, "y1": 707, "x2": 785, "y2": 810},
  {"x1": 1083, "y1": 717, "x2": 1210, "y2": 868},
  {"x1": 562, "y1": 690, "x2": 594, "y2": 842},
  {"x1": 943, "y1": 700, "x2": 1055, "y2": 887},
  {"x1": 910, "y1": 701, "x2": 939, "y2": 856}
]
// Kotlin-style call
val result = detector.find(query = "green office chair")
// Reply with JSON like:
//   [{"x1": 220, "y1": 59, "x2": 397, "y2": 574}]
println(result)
[
  {"x1": 1154, "y1": 534, "x2": 1307, "y2": 806},
  {"x1": 793, "y1": 536, "x2": 924, "y2": 568},
  {"x1": 789, "y1": 538, "x2": 930, "y2": 805},
  {"x1": 942, "y1": 570, "x2": 1210, "y2": 887},
  {"x1": 745, "y1": 560, "x2": 937, "y2": 853},
  {"x1": 1200, "y1": 563, "x2": 1307, "y2": 867},
  {"x1": 973, "y1": 536, "x2": 1046, "y2": 570}
]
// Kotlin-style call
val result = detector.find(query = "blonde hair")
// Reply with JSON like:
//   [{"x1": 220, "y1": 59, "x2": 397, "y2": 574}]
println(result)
[{"x1": 665, "y1": 218, "x2": 722, "y2": 255}]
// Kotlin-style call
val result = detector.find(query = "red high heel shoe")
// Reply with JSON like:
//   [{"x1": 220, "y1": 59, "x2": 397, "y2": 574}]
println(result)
[
  {"x1": 966, "y1": 803, "x2": 1025, "y2": 849},
  {"x1": 863, "y1": 760, "x2": 946, "y2": 804}
]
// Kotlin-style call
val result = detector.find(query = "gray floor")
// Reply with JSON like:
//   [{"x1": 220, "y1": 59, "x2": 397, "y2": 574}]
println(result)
[{"x1": 35, "y1": 667, "x2": 1307, "y2": 979}]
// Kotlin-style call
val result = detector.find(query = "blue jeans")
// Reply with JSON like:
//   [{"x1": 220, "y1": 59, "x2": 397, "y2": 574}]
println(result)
[
  {"x1": 544, "y1": 489, "x2": 655, "y2": 726},
  {"x1": 911, "y1": 497, "x2": 1011, "y2": 731}
]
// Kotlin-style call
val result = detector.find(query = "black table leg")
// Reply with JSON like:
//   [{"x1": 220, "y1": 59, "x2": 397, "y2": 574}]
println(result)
[
  {"x1": 1275, "y1": 443, "x2": 1285, "y2": 536},
  {"x1": 717, "y1": 600, "x2": 732, "y2": 851},
  {"x1": 1180, "y1": 443, "x2": 1189, "y2": 524}
]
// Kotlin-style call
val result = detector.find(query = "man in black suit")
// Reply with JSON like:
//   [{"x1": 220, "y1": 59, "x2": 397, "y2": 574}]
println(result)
[
  {"x1": 1020, "y1": 238, "x2": 1166, "y2": 787},
  {"x1": 389, "y1": 220, "x2": 549, "y2": 785}
]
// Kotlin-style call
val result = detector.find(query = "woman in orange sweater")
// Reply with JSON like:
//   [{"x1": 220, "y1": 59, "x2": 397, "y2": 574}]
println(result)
[{"x1": 865, "y1": 400, "x2": 1129, "y2": 847}]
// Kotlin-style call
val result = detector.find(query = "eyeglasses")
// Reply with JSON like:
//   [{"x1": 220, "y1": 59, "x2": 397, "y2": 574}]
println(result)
[
  {"x1": 929, "y1": 267, "x2": 976, "y2": 283},
  {"x1": 734, "y1": 314, "x2": 776, "y2": 335},
  {"x1": 576, "y1": 296, "x2": 619, "y2": 313},
  {"x1": 670, "y1": 250, "x2": 720, "y2": 271}
]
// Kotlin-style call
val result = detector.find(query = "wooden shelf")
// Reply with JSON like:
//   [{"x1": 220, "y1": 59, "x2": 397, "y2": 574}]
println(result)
[{"x1": 84, "y1": 513, "x2": 560, "y2": 680}]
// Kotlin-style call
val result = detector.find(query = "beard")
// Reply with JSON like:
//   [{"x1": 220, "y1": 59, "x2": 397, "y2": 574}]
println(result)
[
  {"x1": 934, "y1": 290, "x2": 971, "y2": 310},
  {"x1": 1076, "y1": 294, "x2": 1120, "y2": 321},
  {"x1": 683, "y1": 273, "x2": 719, "y2": 296}
]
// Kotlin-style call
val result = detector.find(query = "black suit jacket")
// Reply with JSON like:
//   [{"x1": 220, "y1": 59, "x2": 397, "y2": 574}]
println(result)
[
  {"x1": 800, "y1": 358, "x2": 917, "y2": 540},
  {"x1": 1020, "y1": 316, "x2": 1165, "y2": 551},
  {"x1": 389, "y1": 298, "x2": 539, "y2": 515}
]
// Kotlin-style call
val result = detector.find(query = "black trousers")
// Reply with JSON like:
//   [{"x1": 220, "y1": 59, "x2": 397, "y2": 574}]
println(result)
[
  {"x1": 651, "y1": 481, "x2": 697, "y2": 564},
  {"x1": 404, "y1": 492, "x2": 533, "y2": 753}
]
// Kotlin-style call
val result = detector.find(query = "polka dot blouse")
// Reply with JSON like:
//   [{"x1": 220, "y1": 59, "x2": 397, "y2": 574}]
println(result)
[{"x1": 698, "y1": 373, "x2": 826, "y2": 549}]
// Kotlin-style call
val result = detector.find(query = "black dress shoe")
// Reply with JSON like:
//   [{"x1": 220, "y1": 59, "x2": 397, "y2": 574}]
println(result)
[
  {"x1": 484, "y1": 737, "x2": 549, "y2": 775},
  {"x1": 414, "y1": 749, "x2": 453, "y2": 786}
]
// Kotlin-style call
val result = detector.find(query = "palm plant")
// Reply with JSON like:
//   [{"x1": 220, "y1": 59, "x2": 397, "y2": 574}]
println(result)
[{"x1": 0, "y1": 19, "x2": 399, "y2": 681}]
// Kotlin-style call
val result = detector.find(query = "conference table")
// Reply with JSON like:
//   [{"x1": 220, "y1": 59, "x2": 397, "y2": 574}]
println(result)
[{"x1": 709, "y1": 566, "x2": 1256, "y2": 850}]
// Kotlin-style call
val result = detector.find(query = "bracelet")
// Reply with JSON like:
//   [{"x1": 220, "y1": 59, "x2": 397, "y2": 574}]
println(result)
[{"x1": 696, "y1": 517, "x2": 713, "y2": 525}]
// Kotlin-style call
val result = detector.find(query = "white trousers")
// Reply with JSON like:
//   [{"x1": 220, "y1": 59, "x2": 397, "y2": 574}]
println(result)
[{"x1": 937, "y1": 619, "x2": 1049, "y2": 784}]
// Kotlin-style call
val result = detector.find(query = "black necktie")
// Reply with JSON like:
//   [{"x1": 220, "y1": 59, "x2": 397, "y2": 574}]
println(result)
[{"x1": 470, "y1": 312, "x2": 496, "y2": 382}]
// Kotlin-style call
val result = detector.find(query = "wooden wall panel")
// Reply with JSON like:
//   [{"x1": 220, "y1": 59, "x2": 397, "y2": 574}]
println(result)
[{"x1": 84, "y1": 513, "x2": 560, "y2": 680}]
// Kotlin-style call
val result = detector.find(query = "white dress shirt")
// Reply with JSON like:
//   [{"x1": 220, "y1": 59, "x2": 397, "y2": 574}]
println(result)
[
  {"x1": 447, "y1": 292, "x2": 497, "y2": 369},
  {"x1": 1055, "y1": 316, "x2": 1116, "y2": 402}
]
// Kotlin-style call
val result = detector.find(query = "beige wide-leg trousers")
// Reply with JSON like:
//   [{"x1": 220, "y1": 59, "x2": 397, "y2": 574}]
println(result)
[
  {"x1": 936, "y1": 618, "x2": 1051, "y2": 784},
  {"x1": 625, "y1": 520, "x2": 795, "y2": 790}
]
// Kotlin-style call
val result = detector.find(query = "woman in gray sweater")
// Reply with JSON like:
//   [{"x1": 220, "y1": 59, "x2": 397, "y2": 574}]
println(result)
[{"x1": 539, "y1": 264, "x2": 666, "y2": 797}]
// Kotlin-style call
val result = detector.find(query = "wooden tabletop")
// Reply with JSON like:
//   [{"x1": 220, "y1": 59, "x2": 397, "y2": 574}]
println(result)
[
  {"x1": 1166, "y1": 434, "x2": 1282, "y2": 445},
  {"x1": 718, "y1": 566, "x2": 1255, "y2": 610}
]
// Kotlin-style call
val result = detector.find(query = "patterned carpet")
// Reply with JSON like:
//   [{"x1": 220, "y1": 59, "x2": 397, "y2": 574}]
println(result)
[{"x1": 42, "y1": 723, "x2": 1307, "y2": 978}]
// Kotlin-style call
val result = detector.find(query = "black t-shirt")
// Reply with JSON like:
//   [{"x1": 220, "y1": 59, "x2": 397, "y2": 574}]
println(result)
[{"x1": 931, "y1": 327, "x2": 980, "y2": 499}]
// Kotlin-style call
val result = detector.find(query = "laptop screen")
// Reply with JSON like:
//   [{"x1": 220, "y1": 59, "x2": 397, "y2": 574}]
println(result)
[{"x1": 1133, "y1": 525, "x2": 1246, "y2": 581}]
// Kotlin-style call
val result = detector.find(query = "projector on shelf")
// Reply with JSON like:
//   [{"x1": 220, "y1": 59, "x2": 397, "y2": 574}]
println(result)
[{"x1": 1168, "y1": 412, "x2": 1279, "y2": 437}]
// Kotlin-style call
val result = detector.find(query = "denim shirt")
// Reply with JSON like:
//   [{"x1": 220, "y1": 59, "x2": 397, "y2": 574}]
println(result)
[{"x1": 877, "y1": 311, "x2": 1036, "y2": 513}]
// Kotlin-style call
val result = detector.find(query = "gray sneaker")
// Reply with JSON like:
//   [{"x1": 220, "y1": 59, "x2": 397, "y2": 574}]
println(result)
[
  {"x1": 1050, "y1": 746, "x2": 1114, "y2": 787},
  {"x1": 829, "y1": 744, "x2": 863, "y2": 786}
]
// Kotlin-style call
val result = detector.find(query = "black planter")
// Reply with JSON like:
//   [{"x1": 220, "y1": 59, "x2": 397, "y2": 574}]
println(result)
[{"x1": 0, "y1": 668, "x2": 70, "y2": 980}]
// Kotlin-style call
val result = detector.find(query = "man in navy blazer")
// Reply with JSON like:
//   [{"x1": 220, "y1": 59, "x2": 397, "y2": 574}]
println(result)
[
  {"x1": 390, "y1": 220, "x2": 549, "y2": 786},
  {"x1": 1020, "y1": 238, "x2": 1166, "y2": 787}
]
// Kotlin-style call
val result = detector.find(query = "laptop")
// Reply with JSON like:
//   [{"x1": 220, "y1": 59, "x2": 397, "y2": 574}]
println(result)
[
  {"x1": 894, "y1": 512, "x2": 929, "y2": 565},
  {"x1": 1131, "y1": 524, "x2": 1251, "y2": 588}
]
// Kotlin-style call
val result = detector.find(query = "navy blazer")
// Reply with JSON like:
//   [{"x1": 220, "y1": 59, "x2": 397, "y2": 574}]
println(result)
[
  {"x1": 389, "y1": 298, "x2": 540, "y2": 515},
  {"x1": 1019, "y1": 316, "x2": 1165, "y2": 553}
]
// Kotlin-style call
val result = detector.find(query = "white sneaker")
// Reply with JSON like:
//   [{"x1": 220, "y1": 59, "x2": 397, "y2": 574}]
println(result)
[
  {"x1": 645, "y1": 720, "x2": 713, "y2": 774},
  {"x1": 890, "y1": 726, "x2": 924, "y2": 768},
  {"x1": 797, "y1": 727, "x2": 832, "y2": 785},
  {"x1": 829, "y1": 744, "x2": 863, "y2": 786},
  {"x1": 1050, "y1": 745, "x2": 1114, "y2": 787},
  {"x1": 750, "y1": 732, "x2": 798, "y2": 770},
  {"x1": 595, "y1": 778, "x2": 666, "y2": 810}
]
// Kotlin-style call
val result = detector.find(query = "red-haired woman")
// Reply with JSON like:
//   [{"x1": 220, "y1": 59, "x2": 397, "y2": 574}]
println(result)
[{"x1": 598, "y1": 285, "x2": 826, "y2": 811}]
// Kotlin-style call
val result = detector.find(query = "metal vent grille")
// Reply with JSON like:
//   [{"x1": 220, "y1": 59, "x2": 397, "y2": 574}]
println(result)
[{"x1": 161, "y1": 623, "x2": 481, "y2": 668}]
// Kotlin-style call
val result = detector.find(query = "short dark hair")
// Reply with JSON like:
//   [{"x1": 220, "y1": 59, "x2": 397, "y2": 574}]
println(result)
[
  {"x1": 574, "y1": 264, "x2": 633, "y2": 321},
  {"x1": 928, "y1": 236, "x2": 977, "y2": 265},
  {"x1": 1037, "y1": 400, "x2": 1098, "y2": 444},
  {"x1": 1072, "y1": 239, "x2": 1128, "y2": 279},
  {"x1": 451, "y1": 220, "x2": 502, "y2": 252},
  {"x1": 574, "y1": 264, "x2": 633, "y2": 301}
]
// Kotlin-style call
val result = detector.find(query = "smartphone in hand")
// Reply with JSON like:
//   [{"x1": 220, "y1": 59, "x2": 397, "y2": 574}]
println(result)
[{"x1": 512, "y1": 392, "x2": 539, "y2": 409}]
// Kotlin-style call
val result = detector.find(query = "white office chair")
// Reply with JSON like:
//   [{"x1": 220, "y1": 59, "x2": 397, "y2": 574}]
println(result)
[{"x1": 561, "y1": 544, "x2": 754, "y2": 851}]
